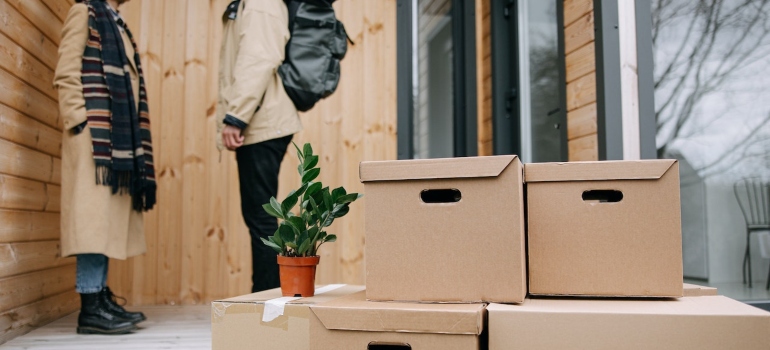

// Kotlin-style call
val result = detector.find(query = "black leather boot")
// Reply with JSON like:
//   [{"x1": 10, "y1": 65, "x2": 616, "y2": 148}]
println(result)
[
  {"x1": 100, "y1": 287, "x2": 147, "y2": 324},
  {"x1": 77, "y1": 292, "x2": 137, "y2": 334}
]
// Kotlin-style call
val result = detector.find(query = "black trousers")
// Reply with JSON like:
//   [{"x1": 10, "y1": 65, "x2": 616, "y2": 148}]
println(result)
[{"x1": 235, "y1": 135, "x2": 293, "y2": 293}]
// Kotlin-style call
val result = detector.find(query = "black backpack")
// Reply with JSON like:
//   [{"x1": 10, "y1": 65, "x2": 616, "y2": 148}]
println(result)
[{"x1": 279, "y1": 0, "x2": 349, "y2": 112}]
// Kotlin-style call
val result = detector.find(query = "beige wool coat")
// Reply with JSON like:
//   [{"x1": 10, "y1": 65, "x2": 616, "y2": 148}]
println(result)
[{"x1": 54, "y1": 4, "x2": 146, "y2": 259}]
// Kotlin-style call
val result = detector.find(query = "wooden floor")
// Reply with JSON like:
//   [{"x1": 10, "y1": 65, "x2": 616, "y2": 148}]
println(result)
[{"x1": 0, "y1": 305, "x2": 211, "y2": 349}]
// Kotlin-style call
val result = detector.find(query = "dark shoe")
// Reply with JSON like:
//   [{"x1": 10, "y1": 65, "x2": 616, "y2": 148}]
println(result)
[
  {"x1": 77, "y1": 292, "x2": 136, "y2": 335},
  {"x1": 101, "y1": 287, "x2": 147, "y2": 324}
]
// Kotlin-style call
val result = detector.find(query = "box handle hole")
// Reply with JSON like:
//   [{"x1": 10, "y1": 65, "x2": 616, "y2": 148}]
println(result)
[
  {"x1": 420, "y1": 189, "x2": 461, "y2": 203},
  {"x1": 582, "y1": 190, "x2": 623, "y2": 203},
  {"x1": 368, "y1": 342, "x2": 411, "y2": 350}
]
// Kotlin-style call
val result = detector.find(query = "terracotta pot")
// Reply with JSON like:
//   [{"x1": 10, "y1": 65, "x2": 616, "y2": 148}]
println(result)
[{"x1": 277, "y1": 255, "x2": 320, "y2": 297}]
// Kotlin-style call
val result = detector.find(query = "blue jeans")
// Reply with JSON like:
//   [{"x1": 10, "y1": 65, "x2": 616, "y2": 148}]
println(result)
[{"x1": 76, "y1": 254, "x2": 109, "y2": 294}]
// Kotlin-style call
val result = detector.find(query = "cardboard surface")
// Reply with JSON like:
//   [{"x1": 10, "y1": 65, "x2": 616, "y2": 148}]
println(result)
[
  {"x1": 360, "y1": 155, "x2": 526, "y2": 303},
  {"x1": 211, "y1": 285, "x2": 364, "y2": 350},
  {"x1": 683, "y1": 283, "x2": 718, "y2": 296},
  {"x1": 310, "y1": 291, "x2": 486, "y2": 350},
  {"x1": 525, "y1": 160, "x2": 684, "y2": 297},
  {"x1": 487, "y1": 296, "x2": 770, "y2": 350}
]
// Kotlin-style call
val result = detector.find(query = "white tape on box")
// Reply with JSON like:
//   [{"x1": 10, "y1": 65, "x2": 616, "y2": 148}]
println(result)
[{"x1": 261, "y1": 284, "x2": 347, "y2": 322}]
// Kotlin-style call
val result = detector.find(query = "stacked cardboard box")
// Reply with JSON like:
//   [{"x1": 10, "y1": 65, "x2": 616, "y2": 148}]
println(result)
[{"x1": 212, "y1": 156, "x2": 770, "y2": 349}]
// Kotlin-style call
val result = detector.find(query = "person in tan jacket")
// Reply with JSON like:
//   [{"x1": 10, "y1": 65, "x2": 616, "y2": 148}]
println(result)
[
  {"x1": 55, "y1": 0, "x2": 152, "y2": 334},
  {"x1": 218, "y1": 0, "x2": 302, "y2": 292}
]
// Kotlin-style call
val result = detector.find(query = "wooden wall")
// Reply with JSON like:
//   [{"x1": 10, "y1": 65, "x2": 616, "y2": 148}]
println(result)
[
  {"x1": 106, "y1": 0, "x2": 397, "y2": 306},
  {"x1": 0, "y1": 0, "x2": 79, "y2": 343},
  {"x1": 564, "y1": 0, "x2": 598, "y2": 161}
]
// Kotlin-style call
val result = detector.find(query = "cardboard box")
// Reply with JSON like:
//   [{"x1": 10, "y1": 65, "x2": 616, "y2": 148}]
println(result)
[
  {"x1": 211, "y1": 285, "x2": 364, "y2": 350},
  {"x1": 360, "y1": 155, "x2": 526, "y2": 303},
  {"x1": 487, "y1": 296, "x2": 770, "y2": 350},
  {"x1": 525, "y1": 160, "x2": 683, "y2": 297},
  {"x1": 683, "y1": 282, "x2": 718, "y2": 296},
  {"x1": 310, "y1": 291, "x2": 486, "y2": 350}
]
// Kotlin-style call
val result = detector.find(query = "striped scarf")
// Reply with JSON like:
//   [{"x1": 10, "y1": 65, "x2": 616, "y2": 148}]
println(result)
[{"x1": 82, "y1": 1, "x2": 156, "y2": 211}]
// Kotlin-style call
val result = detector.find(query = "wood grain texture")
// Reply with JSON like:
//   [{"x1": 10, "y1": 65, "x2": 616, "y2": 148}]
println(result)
[
  {"x1": 568, "y1": 133, "x2": 598, "y2": 161},
  {"x1": 0, "y1": 240, "x2": 72, "y2": 279},
  {"x1": 0, "y1": 69, "x2": 60, "y2": 130},
  {"x1": 0, "y1": 0, "x2": 59, "y2": 70},
  {"x1": 564, "y1": 12, "x2": 594, "y2": 55},
  {"x1": 564, "y1": 0, "x2": 593, "y2": 27},
  {"x1": 4, "y1": 0, "x2": 63, "y2": 45},
  {"x1": 567, "y1": 102, "x2": 598, "y2": 140},
  {"x1": 566, "y1": 41, "x2": 595, "y2": 83},
  {"x1": 0, "y1": 103, "x2": 62, "y2": 158},
  {"x1": 0, "y1": 31, "x2": 58, "y2": 100},
  {"x1": 0, "y1": 264, "x2": 75, "y2": 313},
  {"x1": 0, "y1": 210, "x2": 60, "y2": 244},
  {"x1": 0, "y1": 290, "x2": 79, "y2": 344},
  {"x1": 566, "y1": 72, "x2": 597, "y2": 112}
]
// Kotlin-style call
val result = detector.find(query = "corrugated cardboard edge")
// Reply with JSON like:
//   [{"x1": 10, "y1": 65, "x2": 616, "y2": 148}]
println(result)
[
  {"x1": 683, "y1": 283, "x2": 718, "y2": 297},
  {"x1": 310, "y1": 291, "x2": 486, "y2": 335},
  {"x1": 359, "y1": 155, "x2": 518, "y2": 182},
  {"x1": 524, "y1": 159, "x2": 677, "y2": 183}
]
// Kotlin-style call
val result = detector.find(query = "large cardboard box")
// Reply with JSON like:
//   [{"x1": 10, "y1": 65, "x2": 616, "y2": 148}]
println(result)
[
  {"x1": 487, "y1": 296, "x2": 770, "y2": 350},
  {"x1": 211, "y1": 285, "x2": 364, "y2": 350},
  {"x1": 525, "y1": 160, "x2": 683, "y2": 297},
  {"x1": 360, "y1": 155, "x2": 526, "y2": 303},
  {"x1": 310, "y1": 291, "x2": 486, "y2": 350}
]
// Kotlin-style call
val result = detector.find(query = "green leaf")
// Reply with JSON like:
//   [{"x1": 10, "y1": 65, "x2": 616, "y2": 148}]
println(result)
[
  {"x1": 331, "y1": 187, "x2": 346, "y2": 202},
  {"x1": 293, "y1": 142, "x2": 304, "y2": 160},
  {"x1": 286, "y1": 216, "x2": 305, "y2": 235},
  {"x1": 282, "y1": 191, "x2": 300, "y2": 214},
  {"x1": 295, "y1": 183, "x2": 309, "y2": 197},
  {"x1": 302, "y1": 168, "x2": 320, "y2": 183},
  {"x1": 262, "y1": 203, "x2": 283, "y2": 219},
  {"x1": 324, "y1": 234, "x2": 337, "y2": 243},
  {"x1": 303, "y1": 143, "x2": 313, "y2": 157},
  {"x1": 305, "y1": 182, "x2": 322, "y2": 198},
  {"x1": 309, "y1": 197, "x2": 322, "y2": 223},
  {"x1": 333, "y1": 204, "x2": 350, "y2": 218},
  {"x1": 286, "y1": 242, "x2": 298, "y2": 250},
  {"x1": 323, "y1": 188, "x2": 333, "y2": 213},
  {"x1": 298, "y1": 239, "x2": 311, "y2": 255},
  {"x1": 279, "y1": 224, "x2": 295, "y2": 244},
  {"x1": 336, "y1": 193, "x2": 361, "y2": 205},
  {"x1": 303, "y1": 155, "x2": 319, "y2": 171},
  {"x1": 297, "y1": 163, "x2": 304, "y2": 177},
  {"x1": 269, "y1": 233, "x2": 284, "y2": 248},
  {"x1": 260, "y1": 237, "x2": 283, "y2": 254},
  {"x1": 308, "y1": 226, "x2": 320, "y2": 242},
  {"x1": 317, "y1": 231, "x2": 327, "y2": 241},
  {"x1": 270, "y1": 197, "x2": 284, "y2": 218}
]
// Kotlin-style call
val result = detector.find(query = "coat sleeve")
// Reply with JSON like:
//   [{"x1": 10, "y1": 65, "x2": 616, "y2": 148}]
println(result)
[
  {"x1": 224, "y1": 7, "x2": 288, "y2": 127},
  {"x1": 54, "y1": 4, "x2": 90, "y2": 132}
]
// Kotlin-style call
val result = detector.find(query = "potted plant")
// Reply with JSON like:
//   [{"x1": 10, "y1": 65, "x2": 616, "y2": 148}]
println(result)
[{"x1": 261, "y1": 143, "x2": 362, "y2": 297}]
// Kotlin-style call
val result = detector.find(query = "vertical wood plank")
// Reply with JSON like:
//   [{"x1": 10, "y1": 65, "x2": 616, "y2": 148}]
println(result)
[
  {"x1": 180, "y1": 0, "x2": 210, "y2": 304},
  {"x1": 156, "y1": 0, "x2": 188, "y2": 305}
]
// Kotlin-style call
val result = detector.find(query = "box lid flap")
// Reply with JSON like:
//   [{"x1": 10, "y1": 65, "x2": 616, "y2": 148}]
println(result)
[
  {"x1": 213, "y1": 285, "x2": 365, "y2": 305},
  {"x1": 524, "y1": 159, "x2": 677, "y2": 183},
  {"x1": 487, "y1": 296, "x2": 769, "y2": 317},
  {"x1": 360, "y1": 155, "x2": 518, "y2": 182},
  {"x1": 310, "y1": 291, "x2": 485, "y2": 335}
]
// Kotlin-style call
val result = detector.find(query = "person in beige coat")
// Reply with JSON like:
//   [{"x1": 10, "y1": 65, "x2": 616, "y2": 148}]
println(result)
[
  {"x1": 54, "y1": 0, "x2": 153, "y2": 334},
  {"x1": 218, "y1": 0, "x2": 302, "y2": 293}
]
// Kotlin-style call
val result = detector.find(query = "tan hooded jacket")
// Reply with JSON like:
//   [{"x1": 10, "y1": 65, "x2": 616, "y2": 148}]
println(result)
[{"x1": 217, "y1": 0, "x2": 302, "y2": 148}]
